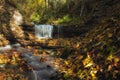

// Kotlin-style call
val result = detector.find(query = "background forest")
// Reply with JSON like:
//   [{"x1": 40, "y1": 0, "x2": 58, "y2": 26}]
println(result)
[{"x1": 9, "y1": 0, "x2": 96, "y2": 24}]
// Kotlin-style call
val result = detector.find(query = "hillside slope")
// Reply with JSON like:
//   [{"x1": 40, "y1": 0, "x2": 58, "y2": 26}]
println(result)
[{"x1": 56, "y1": 0, "x2": 120, "y2": 80}]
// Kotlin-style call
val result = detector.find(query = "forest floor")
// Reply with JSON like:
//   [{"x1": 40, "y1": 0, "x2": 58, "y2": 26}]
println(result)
[{"x1": 0, "y1": 22, "x2": 120, "y2": 80}]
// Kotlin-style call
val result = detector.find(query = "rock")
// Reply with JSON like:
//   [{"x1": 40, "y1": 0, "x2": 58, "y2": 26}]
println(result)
[
  {"x1": 8, "y1": 9, "x2": 25, "y2": 39},
  {"x1": 32, "y1": 69, "x2": 57, "y2": 80},
  {"x1": 12, "y1": 10, "x2": 23, "y2": 25},
  {"x1": 0, "y1": 64, "x2": 5, "y2": 68},
  {"x1": 15, "y1": 47, "x2": 33, "y2": 54},
  {"x1": 28, "y1": 62, "x2": 48, "y2": 70},
  {"x1": 0, "y1": 43, "x2": 21, "y2": 52},
  {"x1": 0, "y1": 45, "x2": 12, "y2": 52}
]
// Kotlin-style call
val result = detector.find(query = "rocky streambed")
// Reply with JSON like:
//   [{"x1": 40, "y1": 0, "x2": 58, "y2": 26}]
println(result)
[{"x1": 0, "y1": 45, "x2": 63, "y2": 80}]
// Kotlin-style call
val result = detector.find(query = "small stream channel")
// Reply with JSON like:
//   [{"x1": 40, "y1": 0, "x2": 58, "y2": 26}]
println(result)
[{"x1": 0, "y1": 44, "x2": 62, "y2": 80}]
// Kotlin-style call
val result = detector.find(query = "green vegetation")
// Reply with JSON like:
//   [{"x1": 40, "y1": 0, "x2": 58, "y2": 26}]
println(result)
[{"x1": 10, "y1": 0, "x2": 91, "y2": 24}]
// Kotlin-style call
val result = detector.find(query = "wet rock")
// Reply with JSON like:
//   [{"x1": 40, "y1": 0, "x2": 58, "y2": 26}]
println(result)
[
  {"x1": 0, "y1": 45, "x2": 12, "y2": 52},
  {"x1": 33, "y1": 69, "x2": 57, "y2": 80},
  {"x1": 22, "y1": 55, "x2": 40, "y2": 63},
  {"x1": 16, "y1": 47, "x2": 59, "y2": 80},
  {"x1": 0, "y1": 43, "x2": 21, "y2": 52},
  {"x1": 28, "y1": 62, "x2": 48, "y2": 70}
]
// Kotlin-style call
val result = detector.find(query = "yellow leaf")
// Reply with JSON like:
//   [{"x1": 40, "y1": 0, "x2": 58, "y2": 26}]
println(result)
[
  {"x1": 68, "y1": 69, "x2": 73, "y2": 74},
  {"x1": 82, "y1": 55, "x2": 93, "y2": 68},
  {"x1": 107, "y1": 54, "x2": 114, "y2": 61},
  {"x1": 64, "y1": 60, "x2": 69, "y2": 65}
]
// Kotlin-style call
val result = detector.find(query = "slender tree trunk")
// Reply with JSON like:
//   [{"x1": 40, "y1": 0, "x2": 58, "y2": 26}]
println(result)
[{"x1": 80, "y1": 0, "x2": 85, "y2": 17}]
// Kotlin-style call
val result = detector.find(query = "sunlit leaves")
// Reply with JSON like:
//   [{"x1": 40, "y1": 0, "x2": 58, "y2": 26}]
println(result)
[
  {"x1": 0, "y1": 54, "x2": 9, "y2": 64},
  {"x1": 30, "y1": 13, "x2": 41, "y2": 22},
  {"x1": 57, "y1": 15, "x2": 71, "y2": 24},
  {"x1": 82, "y1": 53, "x2": 94, "y2": 68},
  {"x1": 107, "y1": 54, "x2": 114, "y2": 61},
  {"x1": 0, "y1": 50, "x2": 29, "y2": 80},
  {"x1": 0, "y1": 51, "x2": 21, "y2": 65}
]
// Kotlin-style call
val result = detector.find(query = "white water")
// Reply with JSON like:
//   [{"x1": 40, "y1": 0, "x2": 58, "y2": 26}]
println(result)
[
  {"x1": 0, "y1": 43, "x2": 21, "y2": 52},
  {"x1": 35, "y1": 25, "x2": 53, "y2": 39}
]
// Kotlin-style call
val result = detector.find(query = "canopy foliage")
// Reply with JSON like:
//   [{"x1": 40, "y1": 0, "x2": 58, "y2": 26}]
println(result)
[{"x1": 10, "y1": 0, "x2": 93, "y2": 24}]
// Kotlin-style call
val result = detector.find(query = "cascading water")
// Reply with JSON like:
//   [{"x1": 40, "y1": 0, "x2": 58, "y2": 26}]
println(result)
[
  {"x1": 35, "y1": 25, "x2": 53, "y2": 39},
  {"x1": 19, "y1": 50, "x2": 58, "y2": 80},
  {"x1": 57, "y1": 26, "x2": 62, "y2": 38}
]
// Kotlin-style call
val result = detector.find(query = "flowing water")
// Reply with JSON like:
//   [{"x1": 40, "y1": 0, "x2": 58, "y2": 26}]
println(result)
[
  {"x1": 35, "y1": 24, "x2": 63, "y2": 39},
  {"x1": 19, "y1": 49, "x2": 58, "y2": 80},
  {"x1": 57, "y1": 25, "x2": 62, "y2": 38},
  {"x1": 35, "y1": 25, "x2": 53, "y2": 39}
]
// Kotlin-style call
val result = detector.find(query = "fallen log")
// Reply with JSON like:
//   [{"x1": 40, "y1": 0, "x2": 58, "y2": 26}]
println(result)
[{"x1": 23, "y1": 44, "x2": 65, "y2": 49}]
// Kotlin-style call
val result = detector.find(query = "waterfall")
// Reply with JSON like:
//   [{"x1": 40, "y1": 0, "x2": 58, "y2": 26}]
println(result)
[
  {"x1": 57, "y1": 25, "x2": 62, "y2": 38},
  {"x1": 35, "y1": 25, "x2": 53, "y2": 39}
]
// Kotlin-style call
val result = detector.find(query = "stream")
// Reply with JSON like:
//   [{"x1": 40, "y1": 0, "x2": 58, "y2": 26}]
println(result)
[{"x1": 0, "y1": 44, "x2": 62, "y2": 80}]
